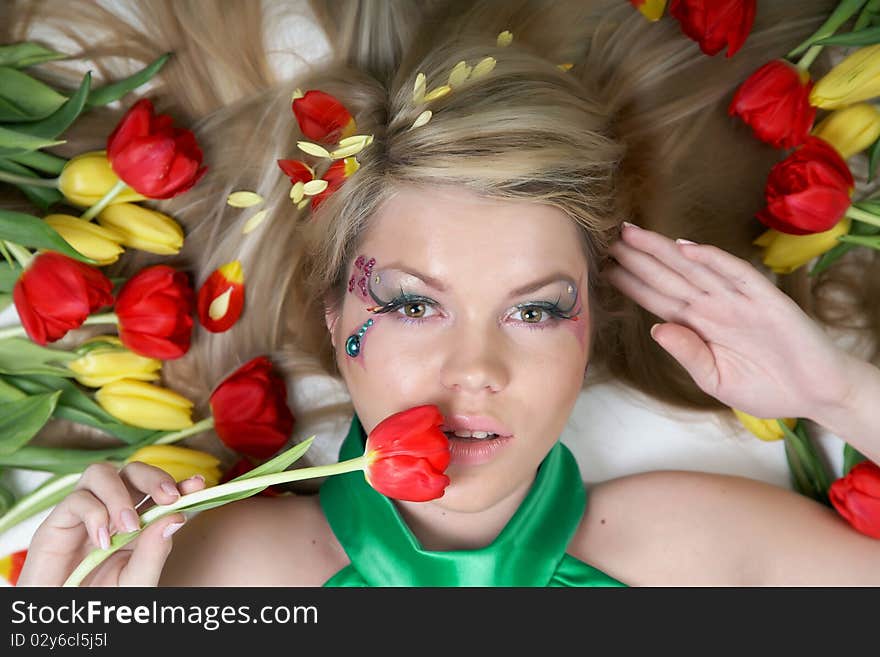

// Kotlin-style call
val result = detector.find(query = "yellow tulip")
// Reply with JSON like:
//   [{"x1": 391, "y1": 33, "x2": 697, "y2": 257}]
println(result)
[
  {"x1": 95, "y1": 379, "x2": 194, "y2": 430},
  {"x1": 811, "y1": 103, "x2": 880, "y2": 159},
  {"x1": 125, "y1": 444, "x2": 221, "y2": 487},
  {"x1": 632, "y1": 0, "x2": 666, "y2": 21},
  {"x1": 732, "y1": 409, "x2": 797, "y2": 442},
  {"x1": 68, "y1": 336, "x2": 162, "y2": 388},
  {"x1": 43, "y1": 214, "x2": 125, "y2": 265},
  {"x1": 57, "y1": 151, "x2": 146, "y2": 207},
  {"x1": 753, "y1": 217, "x2": 850, "y2": 275},
  {"x1": 97, "y1": 203, "x2": 184, "y2": 255},
  {"x1": 810, "y1": 44, "x2": 880, "y2": 109}
]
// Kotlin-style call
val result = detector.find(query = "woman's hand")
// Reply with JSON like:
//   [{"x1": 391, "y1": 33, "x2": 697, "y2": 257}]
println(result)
[
  {"x1": 18, "y1": 461, "x2": 206, "y2": 586},
  {"x1": 602, "y1": 222, "x2": 857, "y2": 421}
]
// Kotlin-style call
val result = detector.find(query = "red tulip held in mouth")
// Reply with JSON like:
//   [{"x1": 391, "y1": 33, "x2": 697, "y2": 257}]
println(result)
[
  {"x1": 364, "y1": 404, "x2": 450, "y2": 502},
  {"x1": 107, "y1": 99, "x2": 207, "y2": 199},
  {"x1": 115, "y1": 265, "x2": 195, "y2": 359},
  {"x1": 209, "y1": 356, "x2": 296, "y2": 459},
  {"x1": 830, "y1": 461, "x2": 880, "y2": 539},
  {"x1": 669, "y1": 0, "x2": 756, "y2": 58},
  {"x1": 13, "y1": 252, "x2": 114, "y2": 345}
]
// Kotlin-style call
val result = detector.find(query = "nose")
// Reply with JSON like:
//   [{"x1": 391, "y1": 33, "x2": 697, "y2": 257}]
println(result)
[{"x1": 438, "y1": 322, "x2": 511, "y2": 394}]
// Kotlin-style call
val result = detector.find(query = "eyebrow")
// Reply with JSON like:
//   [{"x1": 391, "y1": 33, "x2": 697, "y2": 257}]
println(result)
[{"x1": 380, "y1": 263, "x2": 578, "y2": 297}]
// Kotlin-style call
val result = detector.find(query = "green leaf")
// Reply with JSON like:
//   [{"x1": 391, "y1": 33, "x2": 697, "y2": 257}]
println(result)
[
  {"x1": 778, "y1": 419, "x2": 831, "y2": 506},
  {"x1": 0, "y1": 338, "x2": 77, "y2": 377},
  {"x1": 0, "y1": 391, "x2": 61, "y2": 455},
  {"x1": 809, "y1": 242, "x2": 856, "y2": 277},
  {"x1": 0, "y1": 125, "x2": 65, "y2": 155},
  {"x1": 0, "y1": 481, "x2": 14, "y2": 516},
  {"x1": 0, "y1": 43, "x2": 67, "y2": 69},
  {"x1": 853, "y1": 199, "x2": 880, "y2": 216},
  {"x1": 3, "y1": 374, "x2": 161, "y2": 445},
  {"x1": 0, "y1": 472, "x2": 78, "y2": 534},
  {"x1": 0, "y1": 158, "x2": 63, "y2": 211},
  {"x1": 0, "y1": 66, "x2": 67, "y2": 122},
  {"x1": 837, "y1": 234, "x2": 880, "y2": 249},
  {"x1": 0, "y1": 378, "x2": 26, "y2": 402},
  {"x1": 86, "y1": 53, "x2": 171, "y2": 107},
  {"x1": 0, "y1": 293, "x2": 10, "y2": 314},
  {"x1": 869, "y1": 134, "x2": 880, "y2": 181},
  {"x1": 8, "y1": 150, "x2": 67, "y2": 175},
  {"x1": 843, "y1": 443, "x2": 868, "y2": 475},
  {"x1": 15, "y1": 72, "x2": 91, "y2": 139},
  {"x1": 787, "y1": 0, "x2": 869, "y2": 56},
  {"x1": 0, "y1": 260, "x2": 22, "y2": 293},
  {"x1": 814, "y1": 25, "x2": 880, "y2": 46},
  {"x1": 0, "y1": 208, "x2": 97, "y2": 263}
]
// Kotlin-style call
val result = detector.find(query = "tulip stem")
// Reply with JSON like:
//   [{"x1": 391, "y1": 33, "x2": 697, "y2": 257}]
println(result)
[
  {"x1": 63, "y1": 455, "x2": 368, "y2": 586},
  {"x1": 0, "y1": 170, "x2": 60, "y2": 188},
  {"x1": 845, "y1": 205, "x2": 880, "y2": 228},
  {"x1": 0, "y1": 310, "x2": 117, "y2": 341},
  {"x1": 81, "y1": 312, "x2": 119, "y2": 328},
  {"x1": 153, "y1": 417, "x2": 216, "y2": 445},
  {"x1": 787, "y1": 0, "x2": 869, "y2": 58},
  {"x1": 80, "y1": 179, "x2": 128, "y2": 221},
  {"x1": 3, "y1": 241, "x2": 33, "y2": 269},
  {"x1": 0, "y1": 473, "x2": 80, "y2": 536},
  {"x1": 854, "y1": 0, "x2": 880, "y2": 30},
  {"x1": 796, "y1": 45, "x2": 824, "y2": 71}
]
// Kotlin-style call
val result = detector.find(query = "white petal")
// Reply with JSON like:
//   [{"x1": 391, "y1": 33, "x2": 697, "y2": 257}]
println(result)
[
  {"x1": 448, "y1": 60, "x2": 472, "y2": 88},
  {"x1": 330, "y1": 142, "x2": 366, "y2": 159},
  {"x1": 471, "y1": 56, "x2": 496, "y2": 79},
  {"x1": 297, "y1": 199, "x2": 310, "y2": 210},
  {"x1": 289, "y1": 181, "x2": 305, "y2": 203},
  {"x1": 413, "y1": 72, "x2": 426, "y2": 103},
  {"x1": 408, "y1": 110, "x2": 432, "y2": 131},
  {"x1": 423, "y1": 85, "x2": 451, "y2": 102},
  {"x1": 297, "y1": 141, "x2": 332, "y2": 158},
  {"x1": 497, "y1": 30, "x2": 513, "y2": 47},
  {"x1": 208, "y1": 286, "x2": 234, "y2": 321},
  {"x1": 241, "y1": 209, "x2": 268, "y2": 234},
  {"x1": 226, "y1": 191, "x2": 263, "y2": 208},
  {"x1": 303, "y1": 179, "x2": 329, "y2": 195}
]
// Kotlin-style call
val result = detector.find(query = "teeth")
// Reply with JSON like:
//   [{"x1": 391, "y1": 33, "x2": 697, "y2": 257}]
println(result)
[{"x1": 448, "y1": 430, "x2": 498, "y2": 439}]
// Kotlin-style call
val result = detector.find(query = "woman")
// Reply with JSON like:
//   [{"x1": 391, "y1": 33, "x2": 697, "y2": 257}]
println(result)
[{"x1": 12, "y1": 0, "x2": 880, "y2": 585}]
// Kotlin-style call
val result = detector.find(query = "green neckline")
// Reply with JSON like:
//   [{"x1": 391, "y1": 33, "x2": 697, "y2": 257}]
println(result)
[{"x1": 320, "y1": 413, "x2": 604, "y2": 587}]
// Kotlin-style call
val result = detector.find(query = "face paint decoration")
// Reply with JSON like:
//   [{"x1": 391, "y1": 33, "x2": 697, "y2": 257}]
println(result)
[
  {"x1": 345, "y1": 317, "x2": 374, "y2": 358},
  {"x1": 348, "y1": 255, "x2": 376, "y2": 301}
]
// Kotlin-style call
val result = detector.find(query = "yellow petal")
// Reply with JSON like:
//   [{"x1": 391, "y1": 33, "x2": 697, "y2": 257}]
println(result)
[
  {"x1": 471, "y1": 56, "x2": 497, "y2": 79},
  {"x1": 95, "y1": 379, "x2": 193, "y2": 430},
  {"x1": 496, "y1": 30, "x2": 513, "y2": 47},
  {"x1": 289, "y1": 181, "x2": 305, "y2": 204},
  {"x1": 448, "y1": 60, "x2": 472, "y2": 88},
  {"x1": 97, "y1": 203, "x2": 184, "y2": 255},
  {"x1": 226, "y1": 191, "x2": 264, "y2": 208},
  {"x1": 413, "y1": 72, "x2": 427, "y2": 104},
  {"x1": 297, "y1": 199, "x2": 310, "y2": 210},
  {"x1": 557, "y1": 63, "x2": 574, "y2": 72},
  {"x1": 409, "y1": 110, "x2": 432, "y2": 131},
  {"x1": 303, "y1": 179, "x2": 329, "y2": 196},
  {"x1": 208, "y1": 286, "x2": 234, "y2": 321},
  {"x1": 291, "y1": 88, "x2": 305, "y2": 100},
  {"x1": 422, "y1": 85, "x2": 451, "y2": 102},
  {"x1": 337, "y1": 135, "x2": 371, "y2": 148},
  {"x1": 296, "y1": 141, "x2": 332, "y2": 158},
  {"x1": 343, "y1": 157, "x2": 361, "y2": 177},
  {"x1": 329, "y1": 142, "x2": 367, "y2": 159},
  {"x1": 242, "y1": 209, "x2": 268, "y2": 234},
  {"x1": 127, "y1": 444, "x2": 220, "y2": 470}
]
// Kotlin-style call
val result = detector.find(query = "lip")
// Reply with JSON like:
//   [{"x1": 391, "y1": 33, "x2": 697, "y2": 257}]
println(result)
[
  {"x1": 446, "y1": 434, "x2": 514, "y2": 466},
  {"x1": 440, "y1": 414, "x2": 513, "y2": 436}
]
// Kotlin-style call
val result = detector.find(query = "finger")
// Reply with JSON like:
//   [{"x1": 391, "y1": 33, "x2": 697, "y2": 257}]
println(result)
[
  {"x1": 651, "y1": 322, "x2": 719, "y2": 395},
  {"x1": 603, "y1": 261, "x2": 688, "y2": 321},
  {"x1": 177, "y1": 474, "x2": 207, "y2": 495},
  {"x1": 608, "y1": 239, "x2": 703, "y2": 303},
  {"x1": 76, "y1": 462, "x2": 143, "y2": 536},
  {"x1": 675, "y1": 241, "x2": 771, "y2": 298},
  {"x1": 620, "y1": 223, "x2": 738, "y2": 296},
  {"x1": 118, "y1": 461, "x2": 182, "y2": 510},
  {"x1": 44, "y1": 488, "x2": 111, "y2": 550},
  {"x1": 117, "y1": 513, "x2": 187, "y2": 586}
]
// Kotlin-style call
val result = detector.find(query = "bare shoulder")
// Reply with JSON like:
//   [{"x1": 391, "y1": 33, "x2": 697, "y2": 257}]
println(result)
[
  {"x1": 159, "y1": 493, "x2": 349, "y2": 586},
  {"x1": 568, "y1": 469, "x2": 880, "y2": 586}
]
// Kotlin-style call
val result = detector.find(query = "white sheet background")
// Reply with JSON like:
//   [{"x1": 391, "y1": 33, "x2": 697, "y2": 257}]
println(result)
[{"x1": 0, "y1": 0, "x2": 850, "y2": 583}]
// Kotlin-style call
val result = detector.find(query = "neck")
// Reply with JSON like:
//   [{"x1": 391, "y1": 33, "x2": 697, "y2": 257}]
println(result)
[{"x1": 393, "y1": 471, "x2": 537, "y2": 551}]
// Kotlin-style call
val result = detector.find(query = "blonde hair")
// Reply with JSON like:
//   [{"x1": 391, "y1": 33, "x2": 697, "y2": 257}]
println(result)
[{"x1": 9, "y1": 0, "x2": 876, "y2": 465}]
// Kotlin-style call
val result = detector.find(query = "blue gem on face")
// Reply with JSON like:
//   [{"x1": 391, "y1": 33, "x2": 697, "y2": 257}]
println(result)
[{"x1": 345, "y1": 334, "x2": 361, "y2": 357}]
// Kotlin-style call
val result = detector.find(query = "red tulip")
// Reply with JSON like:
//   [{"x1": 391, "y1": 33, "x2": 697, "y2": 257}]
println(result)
[
  {"x1": 221, "y1": 457, "x2": 283, "y2": 497},
  {"x1": 0, "y1": 549, "x2": 27, "y2": 586},
  {"x1": 107, "y1": 99, "x2": 207, "y2": 199},
  {"x1": 669, "y1": 0, "x2": 756, "y2": 58},
  {"x1": 364, "y1": 404, "x2": 450, "y2": 502},
  {"x1": 277, "y1": 159, "x2": 314, "y2": 184},
  {"x1": 830, "y1": 461, "x2": 880, "y2": 539},
  {"x1": 12, "y1": 252, "x2": 114, "y2": 345},
  {"x1": 291, "y1": 89, "x2": 357, "y2": 143},
  {"x1": 197, "y1": 261, "x2": 245, "y2": 333},
  {"x1": 729, "y1": 60, "x2": 817, "y2": 149},
  {"x1": 277, "y1": 157, "x2": 360, "y2": 211},
  {"x1": 757, "y1": 136, "x2": 854, "y2": 235},
  {"x1": 115, "y1": 265, "x2": 194, "y2": 359},
  {"x1": 209, "y1": 356, "x2": 295, "y2": 459}
]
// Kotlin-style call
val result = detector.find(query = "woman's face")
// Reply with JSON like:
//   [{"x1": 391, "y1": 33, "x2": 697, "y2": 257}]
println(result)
[{"x1": 325, "y1": 185, "x2": 591, "y2": 512}]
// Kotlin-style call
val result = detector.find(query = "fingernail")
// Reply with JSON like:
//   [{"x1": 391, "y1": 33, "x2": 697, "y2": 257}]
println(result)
[
  {"x1": 186, "y1": 474, "x2": 205, "y2": 484},
  {"x1": 676, "y1": 238, "x2": 697, "y2": 245},
  {"x1": 121, "y1": 508, "x2": 140, "y2": 533},
  {"x1": 98, "y1": 525, "x2": 110, "y2": 550},
  {"x1": 650, "y1": 323, "x2": 661, "y2": 339},
  {"x1": 161, "y1": 482, "x2": 180, "y2": 499},
  {"x1": 162, "y1": 521, "x2": 185, "y2": 540},
  {"x1": 622, "y1": 221, "x2": 639, "y2": 230}
]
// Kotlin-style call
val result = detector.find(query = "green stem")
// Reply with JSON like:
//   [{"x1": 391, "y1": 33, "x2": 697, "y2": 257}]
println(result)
[
  {"x1": 0, "y1": 472, "x2": 80, "y2": 536},
  {"x1": 0, "y1": 445, "x2": 133, "y2": 473},
  {"x1": 8, "y1": 151, "x2": 68, "y2": 176},
  {"x1": 63, "y1": 455, "x2": 368, "y2": 587},
  {"x1": 3, "y1": 241, "x2": 32, "y2": 269},
  {"x1": 0, "y1": 170, "x2": 60, "y2": 188},
  {"x1": 854, "y1": 0, "x2": 880, "y2": 30},
  {"x1": 0, "y1": 311, "x2": 121, "y2": 342},
  {"x1": 79, "y1": 179, "x2": 127, "y2": 221},
  {"x1": 845, "y1": 205, "x2": 880, "y2": 227},
  {"x1": 153, "y1": 417, "x2": 215, "y2": 445},
  {"x1": 796, "y1": 45, "x2": 824, "y2": 71},
  {"x1": 787, "y1": 0, "x2": 869, "y2": 58}
]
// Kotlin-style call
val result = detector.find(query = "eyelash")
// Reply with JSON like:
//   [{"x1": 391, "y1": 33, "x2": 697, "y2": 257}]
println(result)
[{"x1": 373, "y1": 294, "x2": 576, "y2": 331}]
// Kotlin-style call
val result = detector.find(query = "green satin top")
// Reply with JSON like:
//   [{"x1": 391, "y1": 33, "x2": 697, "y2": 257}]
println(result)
[{"x1": 319, "y1": 414, "x2": 626, "y2": 587}]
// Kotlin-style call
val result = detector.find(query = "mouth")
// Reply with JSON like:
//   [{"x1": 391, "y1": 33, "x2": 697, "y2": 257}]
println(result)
[{"x1": 442, "y1": 430, "x2": 514, "y2": 465}]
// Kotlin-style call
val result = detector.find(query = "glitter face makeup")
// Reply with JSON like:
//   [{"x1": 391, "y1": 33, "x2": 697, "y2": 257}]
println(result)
[{"x1": 348, "y1": 255, "x2": 376, "y2": 301}]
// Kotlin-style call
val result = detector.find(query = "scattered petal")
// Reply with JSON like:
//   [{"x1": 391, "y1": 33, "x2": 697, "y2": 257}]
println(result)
[
  {"x1": 297, "y1": 199, "x2": 310, "y2": 210},
  {"x1": 226, "y1": 191, "x2": 264, "y2": 208},
  {"x1": 557, "y1": 62, "x2": 574, "y2": 71},
  {"x1": 338, "y1": 135, "x2": 371, "y2": 148},
  {"x1": 448, "y1": 60, "x2": 472, "y2": 88},
  {"x1": 296, "y1": 141, "x2": 332, "y2": 158},
  {"x1": 289, "y1": 181, "x2": 306, "y2": 203},
  {"x1": 413, "y1": 72, "x2": 427, "y2": 104},
  {"x1": 242, "y1": 209, "x2": 268, "y2": 234},
  {"x1": 303, "y1": 179, "x2": 329, "y2": 195},
  {"x1": 409, "y1": 110, "x2": 432, "y2": 131},
  {"x1": 291, "y1": 88, "x2": 305, "y2": 100},
  {"x1": 330, "y1": 142, "x2": 367, "y2": 159},
  {"x1": 471, "y1": 56, "x2": 497, "y2": 79},
  {"x1": 497, "y1": 30, "x2": 513, "y2": 47},
  {"x1": 208, "y1": 286, "x2": 234, "y2": 321},
  {"x1": 343, "y1": 157, "x2": 361, "y2": 176},
  {"x1": 423, "y1": 85, "x2": 452, "y2": 102}
]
